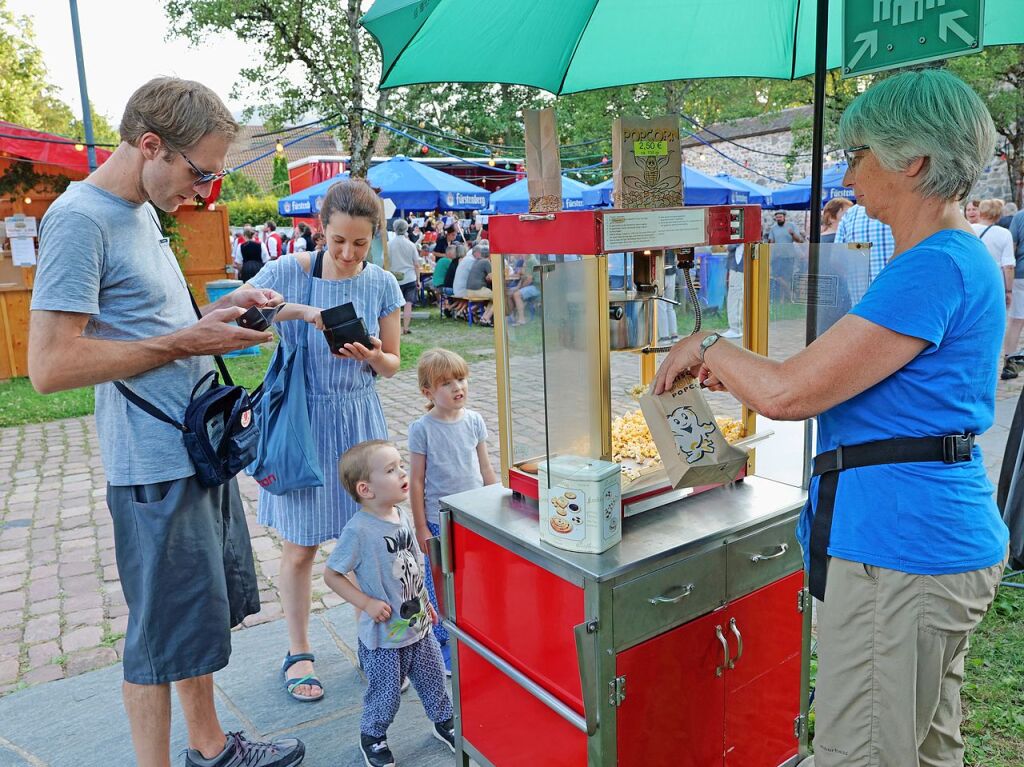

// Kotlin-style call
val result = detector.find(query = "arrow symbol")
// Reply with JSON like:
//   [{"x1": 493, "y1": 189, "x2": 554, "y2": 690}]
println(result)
[
  {"x1": 847, "y1": 30, "x2": 878, "y2": 71},
  {"x1": 939, "y1": 10, "x2": 975, "y2": 46}
]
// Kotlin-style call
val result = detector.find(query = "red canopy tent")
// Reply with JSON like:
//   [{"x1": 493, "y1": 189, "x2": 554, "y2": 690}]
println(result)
[{"x1": 0, "y1": 121, "x2": 112, "y2": 174}]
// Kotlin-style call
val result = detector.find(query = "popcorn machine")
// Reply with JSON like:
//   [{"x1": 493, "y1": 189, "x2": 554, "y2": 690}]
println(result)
[
  {"x1": 488, "y1": 205, "x2": 766, "y2": 515},
  {"x1": 432, "y1": 205, "x2": 813, "y2": 767}
]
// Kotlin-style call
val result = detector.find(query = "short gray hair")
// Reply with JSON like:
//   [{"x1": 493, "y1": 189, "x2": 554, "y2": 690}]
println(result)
[
  {"x1": 838, "y1": 69, "x2": 996, "y2": 201},
  {"x1": 1004, "y1": 202, "x2": 1019, "y2": 216}
]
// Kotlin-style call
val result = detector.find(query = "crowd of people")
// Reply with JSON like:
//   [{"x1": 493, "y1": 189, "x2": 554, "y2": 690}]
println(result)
[{"x1": 23, "y1": 69, "x2": 1019, "y2": 767}]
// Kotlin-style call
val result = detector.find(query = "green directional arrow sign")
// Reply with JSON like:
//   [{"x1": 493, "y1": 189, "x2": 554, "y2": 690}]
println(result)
[{"x1": 843, "y1": 0, "x2": 985, "y2": 78}]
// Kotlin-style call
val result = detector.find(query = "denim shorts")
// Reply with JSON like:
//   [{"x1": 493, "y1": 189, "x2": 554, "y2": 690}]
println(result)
[{"x1": 107, "y1": 475, "x2": 260, "y2": 685}]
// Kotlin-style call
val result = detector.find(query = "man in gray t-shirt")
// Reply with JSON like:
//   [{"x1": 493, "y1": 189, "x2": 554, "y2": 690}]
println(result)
[
  {"x1": 766, "y1": 210, "x2": 805, "y2": 302},
  {"x1": 28, "y1": 78, "x2": 303, "y2": 767},
  {"x1": 464, "y1": 242, "x2": 495, "y2": 324}
]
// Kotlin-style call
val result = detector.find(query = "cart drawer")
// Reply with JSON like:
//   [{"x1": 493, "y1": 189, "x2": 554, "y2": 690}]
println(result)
[
  {"x1": 726, "y1": 517, "x2": 802, "y2": 601},
  {"x1": 612, "y1": 547, "x2": 726, "y2": 650}
]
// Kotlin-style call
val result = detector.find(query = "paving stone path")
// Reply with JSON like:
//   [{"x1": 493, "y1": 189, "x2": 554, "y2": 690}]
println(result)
[{"x1": 1, "y1": 318, "x2": 1020, "y2": 696}]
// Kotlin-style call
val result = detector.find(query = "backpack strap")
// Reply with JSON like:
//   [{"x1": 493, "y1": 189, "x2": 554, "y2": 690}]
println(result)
[{"x1": 980, "y1": 225, "x2": 994, "y2": 240}]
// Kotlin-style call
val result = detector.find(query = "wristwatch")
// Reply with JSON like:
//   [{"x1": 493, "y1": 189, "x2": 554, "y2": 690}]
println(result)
[{"x1": 699, "y1": 332, "x2": 722, "y2": 364}]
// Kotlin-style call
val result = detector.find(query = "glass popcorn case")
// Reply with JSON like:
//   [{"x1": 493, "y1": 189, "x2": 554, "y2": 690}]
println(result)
[{"x1": 488, "y1": 206, "x2": 768, "y2": 516}]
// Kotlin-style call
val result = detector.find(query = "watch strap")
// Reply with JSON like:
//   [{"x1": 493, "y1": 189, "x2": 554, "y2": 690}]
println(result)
[{"x1": 699, "y1": 333, "x2": 722, "y2": 364}]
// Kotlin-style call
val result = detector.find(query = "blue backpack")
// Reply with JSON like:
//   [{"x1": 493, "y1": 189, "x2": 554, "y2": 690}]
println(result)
[{"x1": 246, "y1": 269, "x2": 324, "y2": 494}]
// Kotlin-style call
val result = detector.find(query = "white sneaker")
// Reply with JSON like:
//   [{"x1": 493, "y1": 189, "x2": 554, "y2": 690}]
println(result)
[{"x1": 720, "y1": 329, "x2": 742, "y2": 339}]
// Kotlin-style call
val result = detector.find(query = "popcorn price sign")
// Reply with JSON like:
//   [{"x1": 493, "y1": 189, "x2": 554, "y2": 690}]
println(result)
[{"x1": 633, "y1": 140, "x2": 668, "y2": 157}]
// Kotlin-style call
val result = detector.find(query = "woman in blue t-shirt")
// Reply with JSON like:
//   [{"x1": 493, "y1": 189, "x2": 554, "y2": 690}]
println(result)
[{"x1": 654, "y1": 69, "x2": 1009, "y2": 767}]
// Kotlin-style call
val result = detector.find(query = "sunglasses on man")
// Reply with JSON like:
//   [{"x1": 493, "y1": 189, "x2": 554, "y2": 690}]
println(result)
[{"x1": 180, "y1": 152, "x2": 231, "y2": 187}]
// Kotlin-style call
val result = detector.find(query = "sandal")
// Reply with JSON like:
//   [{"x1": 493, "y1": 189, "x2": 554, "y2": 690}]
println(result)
[{"x1": 282, "y1": 652, "x2": 324, "y2": 702}]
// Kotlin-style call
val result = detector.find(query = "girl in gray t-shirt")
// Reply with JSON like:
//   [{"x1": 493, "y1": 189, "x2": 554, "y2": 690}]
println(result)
[{"x1": 408, "y1": 349, "x2": 499, "y2": 667}]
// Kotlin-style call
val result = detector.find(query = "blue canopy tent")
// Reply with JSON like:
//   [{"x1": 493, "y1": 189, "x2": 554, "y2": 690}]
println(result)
[
  {"x1": 581, "y1": 166, "x2": 750, "y2": 207},
  {"x1": 489, "y1": 175, "x2": 594, "y2": 214},
  {"x1": 361, "y1": 155, "x2": 490, "y2": 212},
  {"x1": 770, "y1": 163, "x2": 854, "y2": 210},
  {"x1": 714, "y1": 174, "x2": 773, "y2": 206},
  {"x1": 277, "y1": 178, "x2": 338, "y2": 216},
  {"x1": 277, "y1": 155, "x2": 491, "y2": 217}
]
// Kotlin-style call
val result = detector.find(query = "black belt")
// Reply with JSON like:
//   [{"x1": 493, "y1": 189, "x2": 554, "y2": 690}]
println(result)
[{"x1": 808, "y1": 434, "x2": 974, "y2": 601}]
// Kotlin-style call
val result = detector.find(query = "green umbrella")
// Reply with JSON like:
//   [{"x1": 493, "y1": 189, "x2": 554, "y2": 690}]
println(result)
[{"x1": 362, "y1": 0, "x2": 1024, "y2": 95}]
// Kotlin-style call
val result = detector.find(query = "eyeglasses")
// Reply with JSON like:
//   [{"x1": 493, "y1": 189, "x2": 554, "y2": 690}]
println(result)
[
  {"x1": 843, "y1": 145, "x2": 871, "y2": 169},
  {"x1": 180, "y1": 152, "x2": 230, "y2": 187}
]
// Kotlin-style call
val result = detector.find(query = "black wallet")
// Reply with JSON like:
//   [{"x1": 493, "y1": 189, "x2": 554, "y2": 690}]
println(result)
[
  {"x1": 237, "y1": 304, "x2": 283, "y2": 332},
  {"x1": 321, "y1": 302, "x2": 372, "y2": 353}
]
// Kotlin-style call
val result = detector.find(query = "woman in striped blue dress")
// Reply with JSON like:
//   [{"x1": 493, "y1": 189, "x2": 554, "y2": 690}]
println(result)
[{"x1": 246, "y1": 179, "x2": 403, "y2": 701}]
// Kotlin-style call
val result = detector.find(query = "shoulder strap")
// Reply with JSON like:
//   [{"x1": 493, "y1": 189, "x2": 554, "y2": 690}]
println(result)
[
  {"x1": 112, "y1": 380, "x2": 188, "y2": 431},
  {"x1": 979, "y1": 225, "x2": 994, "y2": 240},
  {"x1": 145, "y1": 205, "x2": 235, "y2": 387},
  {"x1": 312, "y1": 250, "x2": 325, "y2": 279}
]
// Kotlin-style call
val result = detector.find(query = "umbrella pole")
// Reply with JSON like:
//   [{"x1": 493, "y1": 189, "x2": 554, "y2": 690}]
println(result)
[{"x1": 805, "y1": 0, "x2": 830, "y2": 346}]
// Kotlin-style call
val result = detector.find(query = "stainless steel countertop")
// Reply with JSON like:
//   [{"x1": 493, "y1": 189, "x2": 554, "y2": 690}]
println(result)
[{"x1": 441, "y1": 476, "x2": 807, "y2": 584}]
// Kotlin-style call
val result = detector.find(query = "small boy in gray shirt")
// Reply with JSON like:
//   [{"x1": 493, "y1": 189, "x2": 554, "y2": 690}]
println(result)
[{"x1": 325, "y1": 440, "x2": 454, "y2": 767}]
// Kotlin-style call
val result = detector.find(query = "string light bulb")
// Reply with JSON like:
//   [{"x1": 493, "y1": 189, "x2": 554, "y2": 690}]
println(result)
[
  {"x1": 23, "y1": 197, "x2": 32, "y2": 204},
  {"x1": 488, "y1": 158, "x2": 496, "y2": 167},
  {"x1": 275, "y1": 140, "x2": 284, "y2": 154},
  {"x1": 74, "y1": 143, "x2": 84, "y2": 151}
]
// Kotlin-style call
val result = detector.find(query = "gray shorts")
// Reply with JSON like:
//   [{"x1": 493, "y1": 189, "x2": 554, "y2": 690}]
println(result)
[{"x1": 107, "y1": 475, "x2": 260, "y2": 685}]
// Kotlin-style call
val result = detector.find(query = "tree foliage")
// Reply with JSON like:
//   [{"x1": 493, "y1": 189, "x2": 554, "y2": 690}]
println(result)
[
  {"x1": 224, "y1": 195, "x2": 290, "y2": 227},
  {"x1": 948, "y1": 46, "x2": 1024, "y2": 206},
  {"x1": 0, "y1": 0, "x2": 119, "y2": 146},
  {"x1": 163, "y1": 0, "x2": 436, "y2": 177},
  {"x1": 271, "y1": 153, "x2": 289, "y2": 196},
  {"x1": 218, "y1": 170, "x2": 262, "y2": 201}
]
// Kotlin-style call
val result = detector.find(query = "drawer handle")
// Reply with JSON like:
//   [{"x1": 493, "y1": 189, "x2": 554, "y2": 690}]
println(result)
[
  {"x1": 648, "y1": 583, "x2": 695, "y2": 605},
  {"x1": 750, "y1": 543, "x2": 788, "y2": 563},
  {"x1": 715, "y1": 625, "x2": 730, "y2": 677},
  {"x1": 728, "y1": 617, "x2": 743, "y2": 669}
]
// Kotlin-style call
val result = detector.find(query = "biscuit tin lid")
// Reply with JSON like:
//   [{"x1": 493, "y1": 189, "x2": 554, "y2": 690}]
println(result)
[{"x1": 542, "y1": 455, "x2": 622, "y2": 483}]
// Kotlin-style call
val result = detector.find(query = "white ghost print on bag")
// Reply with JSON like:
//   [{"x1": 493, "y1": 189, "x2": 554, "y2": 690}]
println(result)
[{"x1": 667, "y1": 405, "x2": 716, "y2": 464}]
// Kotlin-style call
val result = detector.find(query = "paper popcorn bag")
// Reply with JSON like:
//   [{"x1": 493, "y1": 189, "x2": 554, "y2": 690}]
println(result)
[{"x1": 638, "y1": 375, "x2": 748, "y2": 489}]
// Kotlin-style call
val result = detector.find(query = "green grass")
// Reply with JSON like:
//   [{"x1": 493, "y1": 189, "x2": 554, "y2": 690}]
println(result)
[
  {"x1": 0, "y1": 309, "x2": 499, "y2": 428},
  {"x1": 962, "y1": 577, "x2": 1024, "y2": 766},
  {"x1": 0, "y1": 377, "x2": 94, "y2": 428}
]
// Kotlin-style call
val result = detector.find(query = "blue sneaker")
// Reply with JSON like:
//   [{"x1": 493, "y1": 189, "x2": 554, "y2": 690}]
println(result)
[{"x1": 440, "y1": 642, "x2": 452, "y2": 677}]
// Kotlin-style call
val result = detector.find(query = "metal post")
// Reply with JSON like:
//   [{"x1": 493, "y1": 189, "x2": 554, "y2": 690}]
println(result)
[
  {"x1": 69, "y1": 0, "x2": 98, "y2": 172},
  {"x1": 799, "y1": 0, "x2": 831, "y2": 491},
  {"x1": 805, "y1": 0, "x2": 830, "y2": 346}
]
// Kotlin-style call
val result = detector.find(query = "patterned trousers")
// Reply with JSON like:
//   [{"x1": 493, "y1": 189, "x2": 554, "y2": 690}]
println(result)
[{"x1": 358, "y1": 635, "x2": 453, "y2": 738}]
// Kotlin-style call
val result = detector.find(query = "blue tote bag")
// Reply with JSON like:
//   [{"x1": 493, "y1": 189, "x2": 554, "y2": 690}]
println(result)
[{"x1": 247, "y1": 271, "x2": 324, "y2": 494}]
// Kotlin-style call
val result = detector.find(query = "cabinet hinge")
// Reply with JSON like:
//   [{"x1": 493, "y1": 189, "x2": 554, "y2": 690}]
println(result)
[
  {"x1": 608, "y1": 675, "x2": 626, "y2": 707},
  {"x1": 794, "y1": 714, "x2": 807, "y2": 739},
  {"x1": 797, "y1": 587, "x2": 810, "y2": 613}
]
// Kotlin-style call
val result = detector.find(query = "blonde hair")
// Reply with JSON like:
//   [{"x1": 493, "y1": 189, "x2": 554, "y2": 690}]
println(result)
[
  {"x1": 978, "y1": 198, "x2": 1004, "y2": 223},
  {"x1": 417, "y1": 348, "x2": 470, "y2": 411},
  {"x1": 119, "y1": 77, "x2": 238, "y2": 153},
  {"x1": 339, "y1": 439, "x2": 394, "y2": 502},
  {"x1": 822, "y1": 197, "x2": 853, "y2": 227}
]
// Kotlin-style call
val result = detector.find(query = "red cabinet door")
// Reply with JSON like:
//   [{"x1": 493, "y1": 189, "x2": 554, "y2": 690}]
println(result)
[
  {"x1": 616, "y1": 608, "x2": 727, "y2": 767},
  {"x1": 723, "y1": 572, "x2": 804, "y2": 766}
]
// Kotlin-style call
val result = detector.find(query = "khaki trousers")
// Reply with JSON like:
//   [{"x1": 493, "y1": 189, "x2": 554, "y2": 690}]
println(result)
[{"x1": 811, "y1": 556, "x2": 1005, "y2": 767}]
